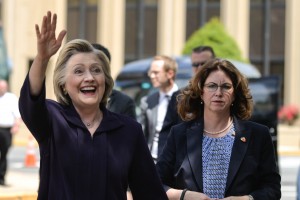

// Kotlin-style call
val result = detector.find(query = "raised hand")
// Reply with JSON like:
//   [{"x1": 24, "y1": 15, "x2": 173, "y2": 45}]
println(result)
[
  {"x1": 29, "y1": 11, "x2": 66, "y2": 95},
  {"x1": 35, "y1": 11, "x2": 66, "y2": 61}
]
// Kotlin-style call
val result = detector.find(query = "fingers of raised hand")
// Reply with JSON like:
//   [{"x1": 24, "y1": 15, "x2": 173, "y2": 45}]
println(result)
[
  {"x1": 41, "y1": 14, "x2": 48, "y2": 36},
  {"x1": 51, "y1": 13, "x2": 57, "y2": 35},
  {"x1": 57, "y1": 30, "x2": 67, "y2": 44},
  {"x1": 46, "y1": 11, "x2": 52, "y2": 34},
  {"x1": 35, "y1": 14, "x2": 47, "y2": 40},
  {"x1": 38, "y1": 11, "x2": 57, "y2": 39},
  {"x1": 35, "y1": 24, "x2": 41, "y2": 39}
]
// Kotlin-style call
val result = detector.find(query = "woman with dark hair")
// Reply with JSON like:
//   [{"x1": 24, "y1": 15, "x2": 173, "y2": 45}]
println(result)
[{"x1": 156, "y1": 58, "x2": 281, "y2": 200}]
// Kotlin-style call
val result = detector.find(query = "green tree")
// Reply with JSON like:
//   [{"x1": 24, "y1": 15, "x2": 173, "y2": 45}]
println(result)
[{"x1": 182, "y1": 17, "x2": 247, "y2": 62}]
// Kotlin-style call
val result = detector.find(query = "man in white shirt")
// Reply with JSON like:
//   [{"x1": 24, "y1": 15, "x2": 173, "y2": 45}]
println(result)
[
  {"x1": 140, "y1": 55, "x2": 178, "y2": 161},
  {"x1": 0, "y1": 79, "x2": 22, "y2": 186}
]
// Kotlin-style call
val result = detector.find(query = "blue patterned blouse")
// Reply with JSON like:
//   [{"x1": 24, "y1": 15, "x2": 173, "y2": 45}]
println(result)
[{"x1": 202, "y1": 125, "x2": 235, "y2": 199}]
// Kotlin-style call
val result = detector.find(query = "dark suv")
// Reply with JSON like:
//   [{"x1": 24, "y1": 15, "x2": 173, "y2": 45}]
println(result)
[{"x1": 115, "y1": 56, "x2": 281, "y2": 160}]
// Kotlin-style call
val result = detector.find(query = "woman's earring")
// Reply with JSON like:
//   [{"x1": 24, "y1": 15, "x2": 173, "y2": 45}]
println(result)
[{"x1": 201, "y1": 101, "x2": 203, "y2": 104}]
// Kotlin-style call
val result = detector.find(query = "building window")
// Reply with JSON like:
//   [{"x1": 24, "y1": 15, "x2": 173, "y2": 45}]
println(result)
[
  {"x1": 125, "y1": 0, "x2": 158, "y2": 63},
  {"x1": 249, "y1": 0, "x2": 285, "y2": 77},
  {"x1": 186, "y1": 0, "x2": 220, "y2": 40},
  {"x1": 67, "y1": 0, "x2": 98, "y2": 43}
]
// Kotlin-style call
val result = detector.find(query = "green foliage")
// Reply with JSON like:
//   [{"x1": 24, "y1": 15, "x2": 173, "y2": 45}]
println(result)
[
  {"x1": 0, "y1": 27, "x2": 9, "y2": 81},
  {"x1": 182, "y1": 17, "x2": 247, "y2": 62}
]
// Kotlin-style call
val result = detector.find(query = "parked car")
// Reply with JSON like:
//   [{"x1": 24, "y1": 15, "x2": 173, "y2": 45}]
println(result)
[{"x1": 115, "y1": 56, "x2": 281, "y2": 161}]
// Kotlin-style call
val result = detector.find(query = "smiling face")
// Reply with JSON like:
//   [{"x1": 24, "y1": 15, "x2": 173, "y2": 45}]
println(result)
[
  {"x1": 64, "y1": 52, "x2": 105, "y2": 110},
  {"x1": 201, "y1": 70, "x2": 235, "y2": 116}
]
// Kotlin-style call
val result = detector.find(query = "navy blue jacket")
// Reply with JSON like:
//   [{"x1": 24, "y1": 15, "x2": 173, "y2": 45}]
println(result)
[
  {"x1": 158, "y1": 90, "x2": 181, "y2": 156},
  {"x1": 19, "y1": 76, "x2": 167, "y2": 200},
  {"x1": 107, "y1": 89, "x2": 136, "y2": 120},
  {"x1": 156, "y1": 117, "x2": 281, "y2": 200}
]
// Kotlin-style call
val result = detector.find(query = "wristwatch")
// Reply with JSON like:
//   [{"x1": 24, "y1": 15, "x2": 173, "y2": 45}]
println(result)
[{"x1": 248, "y1": 195, "x2": 254, "y2": 200}]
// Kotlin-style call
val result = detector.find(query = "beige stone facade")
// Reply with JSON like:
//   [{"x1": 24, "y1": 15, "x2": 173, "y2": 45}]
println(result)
[{"x1": 1, "y1": 0, "x2": 299, "y2": 128}]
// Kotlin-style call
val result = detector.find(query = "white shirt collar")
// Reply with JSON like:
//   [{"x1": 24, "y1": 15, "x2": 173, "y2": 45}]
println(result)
[{"x1": 159, "y1": 83, "x2": 178, "y2": 100}]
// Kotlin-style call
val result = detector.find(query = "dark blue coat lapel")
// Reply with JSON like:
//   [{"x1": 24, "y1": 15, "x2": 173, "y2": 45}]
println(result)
[
  {"x1": 225, "y1": 117, "x2": 251, "y2": 192},
  {"x1": 185, "y1": 117, "x2": 252, "y2": 193},
  {"x1": 186, "y1": 120, "x2": 204, "y2": 191}
]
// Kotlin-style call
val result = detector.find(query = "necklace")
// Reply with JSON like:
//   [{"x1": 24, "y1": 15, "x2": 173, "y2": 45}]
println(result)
[
  {"x1": 83, "y1": 112, "x2": 101, "y2": 129},
  {"x1": 85, "y1": 120, "x2": 96, "y2": 128},
  {"x1": 203, "y1": 119, "x2": 233, "y2": 135}
]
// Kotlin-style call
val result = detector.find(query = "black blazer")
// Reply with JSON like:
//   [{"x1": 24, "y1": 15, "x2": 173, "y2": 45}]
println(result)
[
  {"x1": 156, "y1": 117, "x2": 281, "y2": 200},
  {"x1": 158, "y1": 90, "x2": 182, "y2": 156},
  {"x1": 19, "y1": 76, "x2": 167, "y2": 200},
  {"x1": 107, "y1": 89, "x2": 137, "y2": 120}
]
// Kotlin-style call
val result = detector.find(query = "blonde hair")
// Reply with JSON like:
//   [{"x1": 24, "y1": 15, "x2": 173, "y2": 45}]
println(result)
[
  {"x1": 152, "y1": 55, "x2": 178, "y2": 80},
  {"x1": 53, "y1": 39, "x2": 114, "y2": 107}
]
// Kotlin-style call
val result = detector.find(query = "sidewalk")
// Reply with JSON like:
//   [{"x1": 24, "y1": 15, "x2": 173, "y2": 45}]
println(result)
[
  {"x1": 0, "y1": 125, "x2": 39, "y2": 199},
  {"x1": 0, "y1": 170, "x2": 38, "y2": 200},
  {"x1": 0, "y1": 124, "x2": 299, "y2": 199}
]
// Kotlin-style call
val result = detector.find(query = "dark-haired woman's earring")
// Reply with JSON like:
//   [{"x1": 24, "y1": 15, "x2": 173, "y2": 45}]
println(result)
[
  {"x1": 231, "y1": 103, "x2": 234, "y2": 106},
  {"x1": 201, "y1": 101, "x2": 203, "y2": 104}
]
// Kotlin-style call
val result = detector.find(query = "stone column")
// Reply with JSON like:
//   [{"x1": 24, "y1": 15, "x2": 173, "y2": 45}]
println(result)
[
  {"x1": 220, "y1": 0, "x2": 249, "y2": 59},
  {"x1": 2, "y1": 0, "x2": 67, "y2": 100},
  {"x1": 284, "y1": 0, "x2": 300, "y2": 114},
  {"x1": 157, "y1": 0, "x2": 186, "y2": 56},
  {"x1": 2, "y1": 0, "x2": 67, "y2": 139},
  {"x1": 98, "y1": 0, "x2": 125, "y2": 79}
]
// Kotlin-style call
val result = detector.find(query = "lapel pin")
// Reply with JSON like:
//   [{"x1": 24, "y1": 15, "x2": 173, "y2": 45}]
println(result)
[{"x1": 240, "y1": 137, "x2": 246, "y2": 143}]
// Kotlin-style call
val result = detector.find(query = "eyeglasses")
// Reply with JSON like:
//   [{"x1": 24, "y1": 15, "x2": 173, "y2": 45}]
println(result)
[
  {"x1": 147, "y1": 70, "x2": 160, "y2": 77},
  {"x1": 204, "y1": 83, "x2": 233, "y2": 92},
  {"x1": 192, "y1": 61, "x2": 207, "y2": 67}
]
